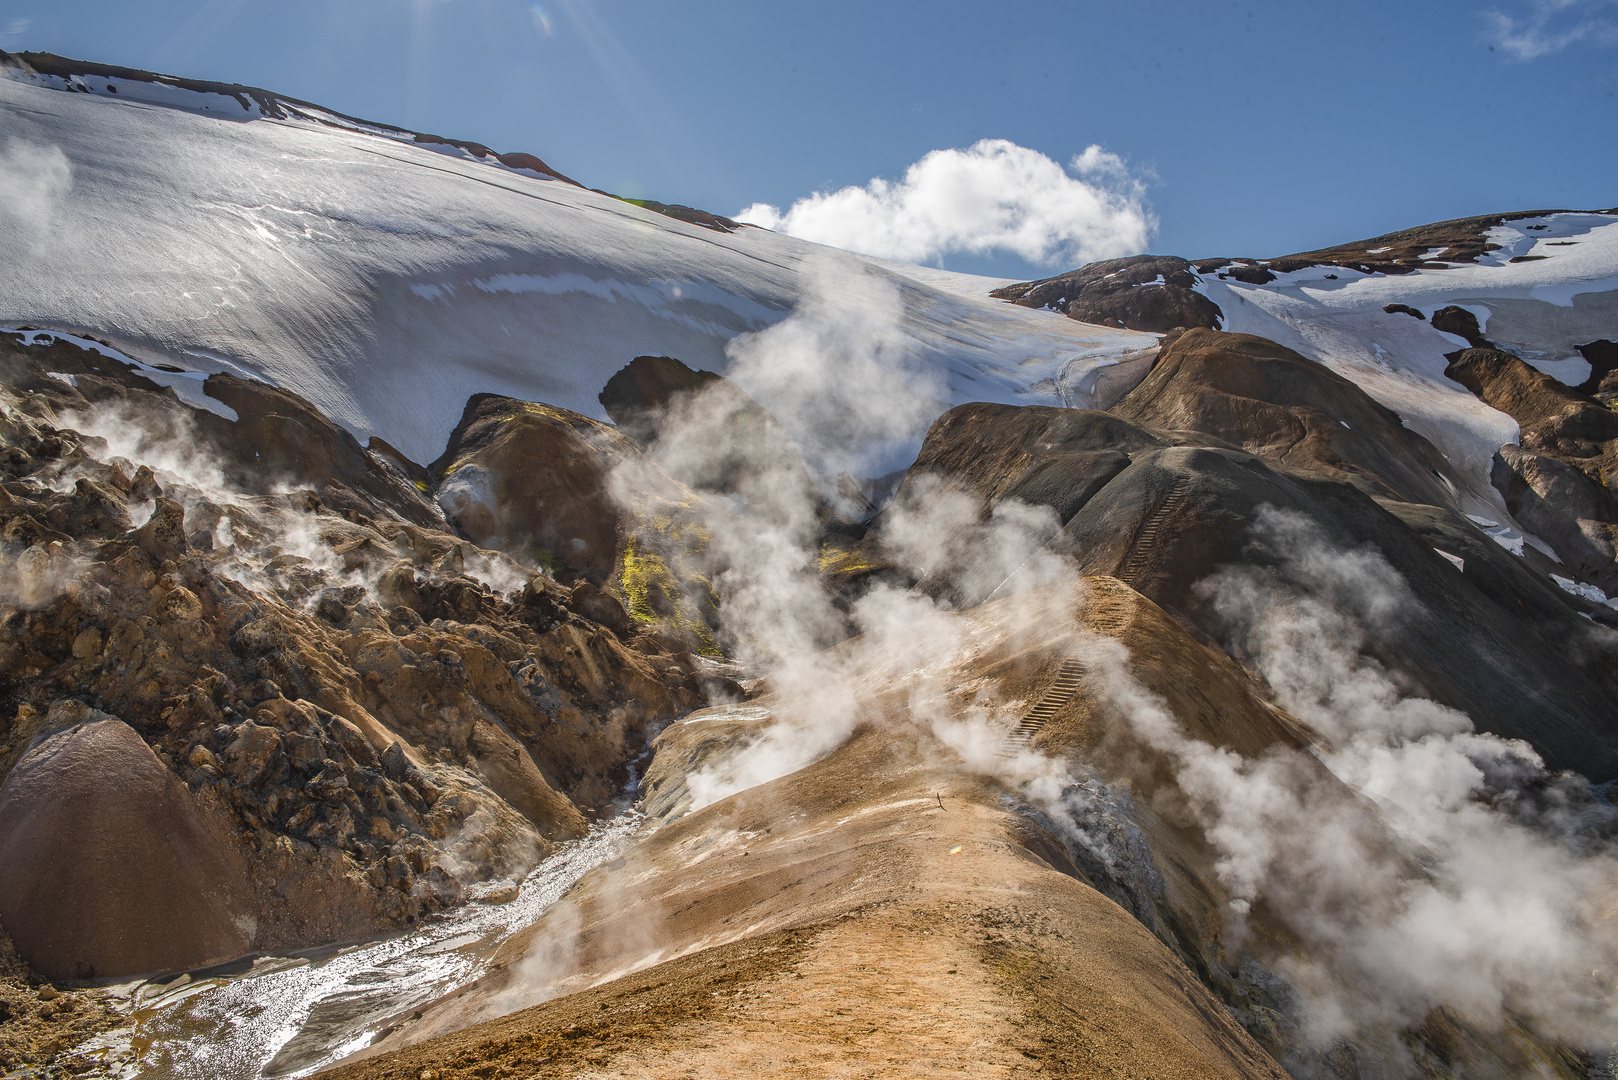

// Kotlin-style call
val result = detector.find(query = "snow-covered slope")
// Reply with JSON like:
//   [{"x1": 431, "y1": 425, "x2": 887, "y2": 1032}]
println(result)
[
  {"x1": 0, "y1": 66, "x2": 1149, "y2": 469},
  {"x1": 1197, "y1": 213, "x2": 1618, "y2": 519}
]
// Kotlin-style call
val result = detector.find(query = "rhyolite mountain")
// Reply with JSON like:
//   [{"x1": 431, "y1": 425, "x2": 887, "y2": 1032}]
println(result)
[{"x1": 2, "y1": 49, "x2": 1618, "y2": 1080}]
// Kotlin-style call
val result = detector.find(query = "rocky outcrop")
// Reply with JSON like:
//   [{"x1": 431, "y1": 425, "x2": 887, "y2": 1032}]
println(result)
[
  {"x1": 1447, "y1": 347, "x2": 1618, "y2": 486},
  {"x1": 1431, "y1": 305, "x2": 1491, "y2": 348},
  {"x1": 991, "y1": 255, "x2": 1223, "y2": 333},
  {"x1": 1576, "y1": 338, "x2": 1618, "y2": 404},
  {"x1": 1, "y1": 332, "x2": 441, "y2": 528},
  {"x1": 429, "y1": 388, "x2": 727, "y2": 645},
  {"x1": 1053, "y1": 444, "x2": 1618, "y2": 775},
  {"x1": 0, "y1": 714, "x2": 254, "y2": 979},
  {"x1": 1491, "y1": 445, "x2": 1618, "y2": 591}
]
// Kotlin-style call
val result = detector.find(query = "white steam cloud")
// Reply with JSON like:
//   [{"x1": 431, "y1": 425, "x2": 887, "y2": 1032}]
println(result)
[
  {"x1": 606, "y1": 261, "x2": 1078, "y2": 809},
  {"x1": 0, "y1": 139, "x2": 74, "y2": 253},
  {"x1": 735, "y1": 139, "x2": 1154, "y2": 267},
  {"x1": 722, "y1": 257, "x2": 947, "y2": 480}
]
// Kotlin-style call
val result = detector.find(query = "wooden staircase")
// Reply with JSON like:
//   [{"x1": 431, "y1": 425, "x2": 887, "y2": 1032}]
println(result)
[
  {"x1": 1001, "y1": 659, "x2": 1086, "y2": 754},
  {"x1": 1118, "y1": 478, "x2": 1188, "y2": 585}
]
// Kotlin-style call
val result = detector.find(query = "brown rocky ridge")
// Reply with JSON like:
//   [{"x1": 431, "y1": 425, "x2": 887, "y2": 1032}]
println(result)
[{"x1": 992, "y1": 207, "x2": 1618, "y2": 335}]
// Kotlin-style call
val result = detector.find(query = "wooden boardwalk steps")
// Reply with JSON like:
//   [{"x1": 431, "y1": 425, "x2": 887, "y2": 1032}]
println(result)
[
  {"x1": 1001, "y1": 658, "x2": 1086, "y2": 754},
  {"x1": 1118, "y1": 478, "x2": 1187, "y2": 585}
]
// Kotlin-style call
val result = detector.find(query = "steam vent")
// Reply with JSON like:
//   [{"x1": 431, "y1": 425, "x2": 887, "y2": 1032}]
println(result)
[{"x1": 3, "y1": 41, "x2": 1618, "y2": 1080}]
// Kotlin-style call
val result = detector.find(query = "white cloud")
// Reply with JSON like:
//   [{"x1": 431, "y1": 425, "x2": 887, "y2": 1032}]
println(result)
[
  {"x1": 1484, "y1": 0, "x2": 1618, "y2": 59},
  {"x1": 735, "y1": 139, "x2": 1155, "y2": 268}
]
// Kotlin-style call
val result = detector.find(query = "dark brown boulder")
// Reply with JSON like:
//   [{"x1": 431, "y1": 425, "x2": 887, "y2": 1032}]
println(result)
[
  {"x1": 599, "y1": 356, "x2": 725, "y2": 443},
  {"x1": 0, "y1": 716, "x2": 254, "y2": 980},
  {"x1": 991, "y1": 255, "x2": 1222, "y2": 334},
  {"x1": 1113, "y1": 328, "x2": 1467, "y2": 507},
  {"x1": 1431, "y1": 306, "x2": 1490, "y2": 348},
  {"x1": 1575, "y1": 339, "x2": 1618, "y2": 404}
]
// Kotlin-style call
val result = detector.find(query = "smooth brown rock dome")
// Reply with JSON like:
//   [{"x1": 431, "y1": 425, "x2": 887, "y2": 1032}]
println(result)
[{"x1": 0, "y1": 715, "x2": 254, "y2": 980}]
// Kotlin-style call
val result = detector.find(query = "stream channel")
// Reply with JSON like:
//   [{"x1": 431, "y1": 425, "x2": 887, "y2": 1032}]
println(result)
[{"x1": 74, "y1": 812, "x2": 642, "y2": 1080}]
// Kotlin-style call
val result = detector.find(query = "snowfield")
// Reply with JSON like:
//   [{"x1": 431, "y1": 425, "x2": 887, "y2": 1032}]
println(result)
[{"x1": 0, "y1": 68, "x2": 1149, "y2": 470}]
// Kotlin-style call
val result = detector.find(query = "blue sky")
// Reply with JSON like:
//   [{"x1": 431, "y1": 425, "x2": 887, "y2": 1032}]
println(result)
[{"x1": 2, "y1": 0, "x2": 1615, "y2": 280}]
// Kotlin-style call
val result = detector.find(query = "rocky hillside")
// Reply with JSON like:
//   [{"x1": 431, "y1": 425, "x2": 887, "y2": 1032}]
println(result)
[{"x1": 0, "y1": 329, "x2": 729, "y2": 992}]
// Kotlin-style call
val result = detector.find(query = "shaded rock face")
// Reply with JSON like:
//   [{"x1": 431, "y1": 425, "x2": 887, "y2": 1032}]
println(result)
[
  {"x1": 1039, "y1": 443, "x2": 1618, "y2": 775},
  {"x1": 430, "y1": 394, "x2": 634, "y2": 580},
  {"x1": 895, "y1": 405, "x2": 1150, "y2": 530},
  {"x1": 1492, "y1": 445, "x2": 1618, "y2": 592},
  {"x1": 991, "y1": 255, "x2": 1223, "y2": 333},
  {"x1": 0, "y1": 716, "x2": 253, "y2": 980},
  {"x1": 1576, "y1": 338, "x2": 1618, "y2": 403},
  {"x1": 1446, "y1": 347, "x2": 1618, "y2": 482},
  {"x1": 598, "y1": 355, "x2": 816, "y2": 516},
  {"x1": 0, "y1": 332, "x2": 718, "y2": 969}
]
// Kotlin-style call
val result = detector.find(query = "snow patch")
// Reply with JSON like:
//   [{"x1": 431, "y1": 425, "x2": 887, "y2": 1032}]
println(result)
[{"x1": 1551, "y1": 574, "x2": 1618, "y2": 608}]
